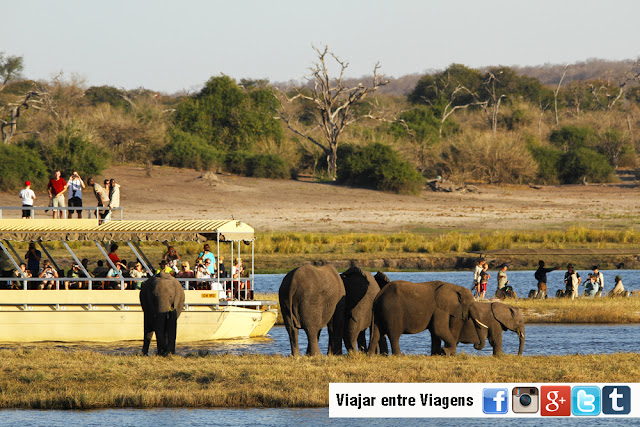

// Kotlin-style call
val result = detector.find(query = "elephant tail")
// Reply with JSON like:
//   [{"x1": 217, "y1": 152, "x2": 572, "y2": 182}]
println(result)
[
  {"x1": 367, "y1": 309, "x2": 379, "y2": 356},
  {"x1": 288, "y1": 283, "x2": 302, "y2": 329}
]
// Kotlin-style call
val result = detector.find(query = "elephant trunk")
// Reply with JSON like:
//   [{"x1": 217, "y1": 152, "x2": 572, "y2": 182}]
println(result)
[{"x1": 517, "y1": 330, "x2": 525, "y2": 356}]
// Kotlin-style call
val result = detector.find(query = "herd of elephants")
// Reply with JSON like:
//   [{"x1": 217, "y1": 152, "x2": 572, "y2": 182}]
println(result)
[{"x1": 278, "y1": 264, "x2": 525, "y2": 357}]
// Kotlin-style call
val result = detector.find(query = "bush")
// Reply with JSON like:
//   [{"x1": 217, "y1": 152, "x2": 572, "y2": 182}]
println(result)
[
  {"x1": 245, "y1": 154, "x2": 290, "y2": 179},
  {"x1": 528, "y1": 143, "x2": 563, "y2": 184},
  {"x1": 558, "y1": 147, "x2": 615, "y2": 184},
  {"x1": 0, "y1": 144, "x2": 49, "y2": 191},
  {"x1": 337, "y1": 143, "x2": 424, "y2": 194},
  {"x1": 549, "y1": 125, "x2": 597, "y2": 151},
  {"x1": 161, "y1": 129, "x2": 222, "y2": 171}
]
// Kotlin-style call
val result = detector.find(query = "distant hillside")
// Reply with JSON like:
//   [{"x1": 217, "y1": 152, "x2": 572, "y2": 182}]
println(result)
[{"x1": 279, "y1": 58, "x2": 638, "y2": 96}]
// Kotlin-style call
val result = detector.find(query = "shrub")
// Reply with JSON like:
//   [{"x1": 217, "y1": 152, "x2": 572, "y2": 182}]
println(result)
[
  {"x1": 558, "y1": 147, "x2": 615, "y2": 184},
  {"x1": 528, "y1": 143, "x2": 563, "y2": 184},
  {"x1": 161, "y1": 129, "x2": 222, "y2": 171},
  {"x1": 223, "y1": 151, "x2": 249, "y2": 175},
  {"x1": 337, "y1": 143, "x2": 424, "y2": 194},
  {"x1": 0, "y1": 144, "x2": 49, "y2": 191},
  {"x1": 245, "y1": 154, "x2": 290, "y2": 179},
  {"x1": 549, "y1": 125, "x2": 597, "y2": 151}
]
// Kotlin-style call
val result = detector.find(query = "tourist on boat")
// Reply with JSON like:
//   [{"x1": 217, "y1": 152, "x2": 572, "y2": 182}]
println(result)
[
  {"x1": 107, "y1": 178, "x2": 120, "y2": 218},
  {"x1": 592, "y1": 266, "x2": 605, "y2": 295},
  {"x1": 609, "y1": 275, "x2": 625, "y2": 297},
  {"x1": 582, "y1": 273, "x2": 599, "y2": 297},
  {"x1": 47, "y1": 170, "x2": 67, "y2": 219},
  {"x1": 163, "y1": 246, "x2": 181, "y2": 273},
  {"x1": 218, "y1": 256, "x2": 227, "y2": 278},
  {"x1": 564, "y1": 264, "x2": 581, "y2": 300},
  {"x1": 93, "y1": 260, "x2": 109, "y2": 289},
  {"x1": 534, "y1": 260, "x2": 559, "y2": 299},
  {"x1": 195, "y1": 260, "x2": 210, "y2": 289},
  {"x1": 11, "y1": 263, "x2": 31, "y2": 289},
  {"x1": 232, "y1": 257, "x2": 250, "y2": 299},
  {"x1": 24, "y1": 243, "x2": 42, "y2": 277},
  {"x1": 108, "y1": 244, "x2": 120, "y2": 265},
  {"x1": 107, "y1": 261, "x2": 125, "y2": 289},
  {"x1": 129, "y1": 262, "x2": 147, "y2": 290},
  {"x1": 156, "y1": 259, "x2": 174, "y2": 275},
  {"x1": 67, "y1": 264, "x2": 84, "y2": 290},
  {"x1": 66, "y1": 171, "x2": 85, "y2": 219},
  {"x1": 88, "y1": 177, "x2": 110, "y2": 223},
  {"x1": 19, "y1": 181, "x2": 36, "y2": 219},
  {"x1": 196, "y1": 244, "x2": 216, "y2": 276},
  {"x1": 38, "y1": 260, "x2": 59, "y2": 290}
]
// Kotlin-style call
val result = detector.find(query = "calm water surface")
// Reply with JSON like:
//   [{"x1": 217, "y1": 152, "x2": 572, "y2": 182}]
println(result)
[{"x1": 1, "y1": 408, "x2": 635, "y2": 426}]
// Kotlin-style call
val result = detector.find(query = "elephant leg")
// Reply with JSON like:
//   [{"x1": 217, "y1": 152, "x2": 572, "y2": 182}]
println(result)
[
  {"x1": 389, "y1": 333, "x2": 402, "y2": 355},
  {"x1": 367, "y1": 322, "x2": 381, "y2": 356},
  {"x1": 489, "y1": 332, "x2": 503, "y2": 356},
  {"x1": 142, "y1": 314, "x2": 154, "y2": 355},
  {"x1": 329, "y1": 298, "x2": 345, "y2": 355},
  {"x1": 284, "y1": 324, "x2": 300, "y2": 356},
  {"x1": 305, "y1": 327, "x2": 321, "y2": 356},
  {"x1": 166, "y1": 310, "x2": 178, "y2": 354},
  {"x1": 357, "y1": 331, "x2": 366, "y2": 352},
  {"x1": 379, "y1": 334, "x2": 389, "y2": 355},
  {"x1": 433, "y1": 314, "x2": 457, "y2": 356},
  {"x1": 153, "y1": 313, "x2": 169, "y2": 356},
  {"x1": 430, "y1": 328, "x2": 443, "y2": 355}
]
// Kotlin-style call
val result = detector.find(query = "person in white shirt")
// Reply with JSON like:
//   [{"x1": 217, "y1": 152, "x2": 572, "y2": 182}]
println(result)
[
  {"x1": 66, "y1": 171, "x2": 86, "y2": 218},
  {"x1": 19, "y1": 181, "x2": 36, "y2": 219}
]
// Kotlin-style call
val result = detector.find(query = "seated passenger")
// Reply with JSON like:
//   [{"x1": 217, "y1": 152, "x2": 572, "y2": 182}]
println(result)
[
  {"x1": 128, "y1": 261, "x2": 147, "y2": 290},
  {"x1": 609, "y1": 275, "x2": 625, "y2": 297},
  {"x1": 218, "y1": 256, "x2": 227, "y2": 278},
  {"x1": 107, "y1": 261, "x2": 125, "y2": 289},
  {"x1": 93, "y1": 260, "x2": 109, "y2": 289},
  {"x1": 175, "y1": 261, "x2": 194, "y2": 289},
  {"x1": 195, "y1": 261, "x2": 210, "y2": 290},
  {"x1": 67, "y1": 264, "x2": 84, "y2": 290},
  {"x1": 156, "y1": 259, "x2": 174, "y2": 275},
  {"x1": 12, "y1": 262, "x2": 32, "y2": 289},
  {"x1": 38, "y1": 260, "x2": 59, "y2": 290},
  {"x1": 163, "y1": 246, "x2": 181, "y2": 274}
]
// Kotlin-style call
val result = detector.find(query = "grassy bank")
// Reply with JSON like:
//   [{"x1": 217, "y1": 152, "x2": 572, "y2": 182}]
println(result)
[
  {"x1": 257, "y1": 292, "x2": 640, "y2": 325},
  {"x1": 0, "y1": 350, "x2": 638, "y2": 409},
  {"x1": 8, "y1": 226, "x2": 640, "y2": 274}
]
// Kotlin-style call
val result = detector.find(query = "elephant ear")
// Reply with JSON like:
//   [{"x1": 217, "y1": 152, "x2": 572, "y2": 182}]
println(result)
[
  {"x1": 434, "y1": 283, "x2": 468, "y2": 320},
  {"x1": 374, "y1": 271, "x2": 391, "y2": 289},
  {"x1": 491, "y1": 303, "x2": 518, "y2": 331}
]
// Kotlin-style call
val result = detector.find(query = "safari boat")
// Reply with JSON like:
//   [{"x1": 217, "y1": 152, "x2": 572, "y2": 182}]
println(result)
[{"x1": 0, "y1": 207, "x2": 277, "y2": 342}]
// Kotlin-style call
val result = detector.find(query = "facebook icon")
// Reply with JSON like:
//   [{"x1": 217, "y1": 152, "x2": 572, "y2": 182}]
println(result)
[
  {"x1": 483, "y1": 388, "x2": 508, "y2": 414},
  {"x1": 602, "y1": 386, "x2": 631, "y2": 415}
]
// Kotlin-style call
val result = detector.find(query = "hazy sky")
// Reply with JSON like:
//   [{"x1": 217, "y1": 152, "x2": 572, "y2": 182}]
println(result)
[{"x1": 2, "y1": 0, "x2": 639, "y2": 93}]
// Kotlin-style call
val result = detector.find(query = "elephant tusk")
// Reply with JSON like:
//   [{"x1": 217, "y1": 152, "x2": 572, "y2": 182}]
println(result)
[{"x1": 474, "y1": 319, "x2": 489, "y2": 329}]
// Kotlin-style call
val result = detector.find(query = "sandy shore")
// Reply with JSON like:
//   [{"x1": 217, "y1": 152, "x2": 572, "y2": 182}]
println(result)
[{"x1": 2, "y1": 165, "x2": 639, "y2": 233}]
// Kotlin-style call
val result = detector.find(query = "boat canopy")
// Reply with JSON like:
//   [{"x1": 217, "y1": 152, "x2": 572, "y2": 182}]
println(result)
[{"x1": 0, "y1": 219, "x2": 254, "y2": 242}]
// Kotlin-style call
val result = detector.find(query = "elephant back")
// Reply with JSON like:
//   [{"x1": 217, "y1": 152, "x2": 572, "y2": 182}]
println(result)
[{"x1": 142, "y1": 273, "x2": 185, "y2": 317}]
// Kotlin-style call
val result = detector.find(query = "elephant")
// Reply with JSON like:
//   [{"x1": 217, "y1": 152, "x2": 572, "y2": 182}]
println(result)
[
  {"x1": 279, "y1": 263, "x2": 345, "y2": 356},
  {"x1": 431, "y1": 301, "x2": 525, "y2": 356},
  {"x1": 367, "y1": 280, "x2": 487, "y2": 356},
  {"x1": 140, "y1": 272, "x2": 185, "y2": 356},
  {"x1": 340, "y1": 266, "x2": 382, "y2": 353}
]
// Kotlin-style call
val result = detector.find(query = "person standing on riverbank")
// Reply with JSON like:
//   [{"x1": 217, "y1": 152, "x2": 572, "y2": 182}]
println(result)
[
  {"x1": 564, "y1": 264, "x2": 581, "y2": 300},
  {"x1": 472, "y1": 259, "x2": 484, "y2": 298},
  {"x1": 534, "y1": 260, "x2": 559, "y2": 299},
  {"x1": 478, "y1": 264, "x2": 490, "y2": 300},
  {"x1": 592, "y1": 266, "x2": 605, "y2": 296}
]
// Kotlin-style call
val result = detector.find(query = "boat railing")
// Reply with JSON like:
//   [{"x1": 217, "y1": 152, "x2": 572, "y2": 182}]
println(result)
[
  {"x1": 0, "y1": 206, "x2": 124, "y2": 220},
  {"x1": 0, "y1": 275, "x2": 252, "y2": 294}
]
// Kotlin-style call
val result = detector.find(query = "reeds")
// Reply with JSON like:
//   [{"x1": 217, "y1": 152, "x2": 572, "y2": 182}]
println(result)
[{"x1": 0, "y1": 350, "x2": 638, "y2": 409}]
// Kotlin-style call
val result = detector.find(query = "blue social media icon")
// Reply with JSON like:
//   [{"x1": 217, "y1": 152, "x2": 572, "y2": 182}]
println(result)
[
  {"x1": 602, "y1": 386, "x2": 631, "y2": 415},
  {"x1": 571, "y1": 386, "x2": 601, "y2": 416},
  {"x1": 483, "y1": 388, "x2": 509, "y2": 414}
]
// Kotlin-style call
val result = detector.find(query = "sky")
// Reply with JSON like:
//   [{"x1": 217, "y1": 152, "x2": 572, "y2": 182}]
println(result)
[{"x1": 2, "y1": 0, "x2": 640, "y2": 94}]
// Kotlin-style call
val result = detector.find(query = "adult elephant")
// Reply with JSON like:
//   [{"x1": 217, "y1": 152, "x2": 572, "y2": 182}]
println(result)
[
  {"x1": 279, "y1": 263, "x2": 345, "y2": 356},
  {"x1": 140, "y1": 272, "x2": 185, "y2": 356},
  {"x1": 431, "y1": 301, "x2": 525, "y2": 356},
  {"x1": 367, "y1": 280, "x2": 487, "y2": 356},
  {"x1": 340, "y1": 266, "x2": 382, "y2": 353}
]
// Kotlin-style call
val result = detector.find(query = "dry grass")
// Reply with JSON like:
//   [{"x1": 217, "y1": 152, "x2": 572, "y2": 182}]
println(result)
[
  {"x1": 513, "y1": 297, "x2": 640, "y2": 323},
  {"x1": 0, "y1": 349, "x2": 638, "y2": 409}
]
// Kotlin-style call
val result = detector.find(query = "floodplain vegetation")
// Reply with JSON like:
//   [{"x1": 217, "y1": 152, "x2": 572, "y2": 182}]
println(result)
[{"x1": 0, "y1": 349, "x2": 638, "y2": 409}]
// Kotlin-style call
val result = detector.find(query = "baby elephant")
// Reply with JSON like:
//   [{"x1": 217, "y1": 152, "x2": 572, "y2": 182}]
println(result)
[{"x1": 431, "y1": 301, "x2": 525, "y2": 356}]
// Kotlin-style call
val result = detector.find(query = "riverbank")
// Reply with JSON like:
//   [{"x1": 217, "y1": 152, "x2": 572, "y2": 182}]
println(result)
[{"x1": 0, "y1": 350, "x2": 637, "y2": 409}]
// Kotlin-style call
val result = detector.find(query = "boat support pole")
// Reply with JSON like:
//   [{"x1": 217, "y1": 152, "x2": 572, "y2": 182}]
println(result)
[
  {"x1": 94, "y1": 240, "x2": 125, "y2": 291},
  {"x1": 0, "y1": 241, "x2": 26, "y2": 294},
  {"x1": 61, "y1": 241, "x2": 91, "y2": 290},
  {"x1": 3, "y1": 240, "x2": 22, "y2": 266},
  {"x1": 130, "y1": 241, "x2": 155, "y2": 276},
  {"x1": 127, "y1": 241, "x2": 154, "y2": 276}
]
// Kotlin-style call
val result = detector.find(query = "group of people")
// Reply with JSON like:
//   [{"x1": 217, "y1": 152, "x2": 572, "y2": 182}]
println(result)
[
  {"x1": 19, "y1": 171, "x2": 120, "y2": 221},
  {"x1": 473, "y1": 259, "x2": 628, "y2": 300}
]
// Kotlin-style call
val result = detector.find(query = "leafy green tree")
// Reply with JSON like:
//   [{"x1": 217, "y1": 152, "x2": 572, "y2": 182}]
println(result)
[
  {"x1": 173, "y1": 75, "x2": 282, "y2": 151},
  {"x1": 0, "y1": 52, "x2": 24, "y2": 89},
  {"x1": 84, "y1": 86, "x2": 131, "y2": 110},
  {"x1": 559, "y1": 147, "x2": 614, "y2": 184},
  {"x1": 0, "y1": 142, "x2": 48, "y2": 191},
  {"x1": 41, "y1": 123, "x2": 109, "y2": 177},
  {"x1": 549, "y1": 125, "x2": 597, "y2": 152}
]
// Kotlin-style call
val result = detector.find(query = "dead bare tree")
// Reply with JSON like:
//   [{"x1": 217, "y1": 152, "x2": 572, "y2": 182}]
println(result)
[
  {"x1": 481, "y1": 72, "x2": 506, "y2": 134},
  {"x1": 274, "y1": 46, "x2": 389, "y2": 179},
  {"x1": 0, "y1": 88, "x2": 47, "y2": 143},
  {"x1": 553, "y1": 64, "x2": 569, "y2": 126},
  {"x1": 589, "y1": 81, "x2": 624, "y2": 112}
]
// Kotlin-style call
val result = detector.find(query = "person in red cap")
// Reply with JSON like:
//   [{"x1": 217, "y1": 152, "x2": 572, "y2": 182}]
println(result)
[{"x1": 19, "y1": 181, "x2": 36, "y2": 219}]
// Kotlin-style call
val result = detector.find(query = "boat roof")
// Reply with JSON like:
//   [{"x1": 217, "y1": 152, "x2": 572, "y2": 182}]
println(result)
[{"x1": 0, "y1": 219, "x2": 254, "y2": 242}]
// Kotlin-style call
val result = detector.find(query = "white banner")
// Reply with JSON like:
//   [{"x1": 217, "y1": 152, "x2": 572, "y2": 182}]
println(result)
[{"x1": 329, "y1": 383, "x2": 640, "y2": 418}]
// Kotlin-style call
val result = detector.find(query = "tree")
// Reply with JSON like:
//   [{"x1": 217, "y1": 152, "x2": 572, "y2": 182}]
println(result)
[
  {"x1": 274, "y1": 46, "x2": 389, "y2": 179},
  {"x1": 0, "y1": 52, "x2": 24, "y2": 90}
]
